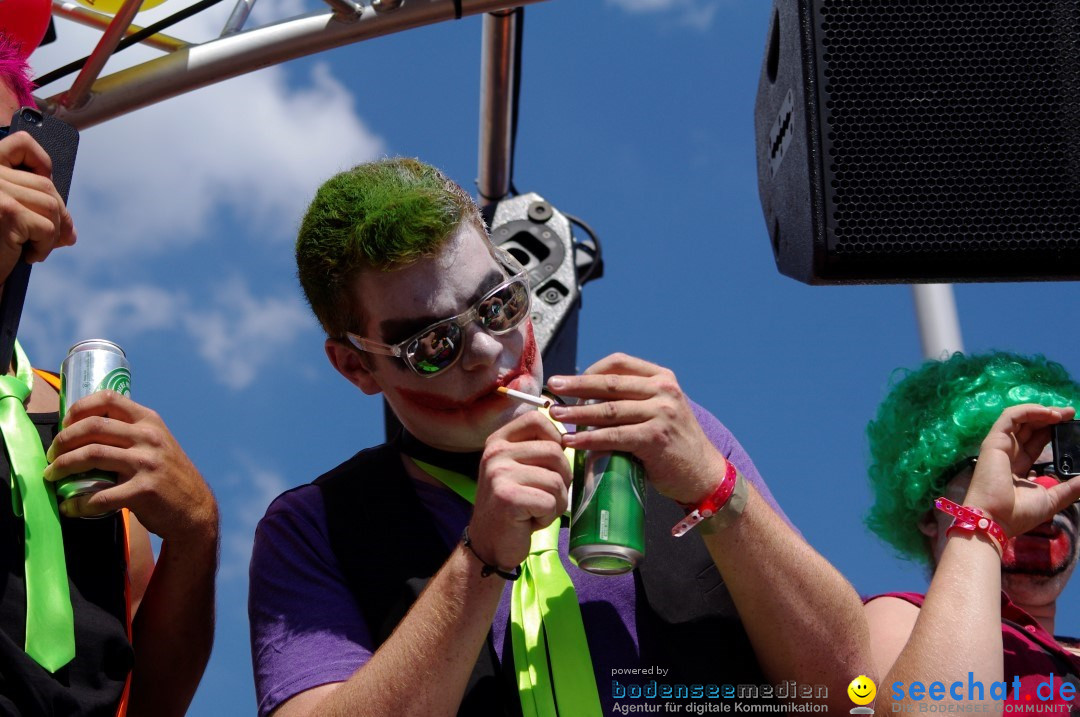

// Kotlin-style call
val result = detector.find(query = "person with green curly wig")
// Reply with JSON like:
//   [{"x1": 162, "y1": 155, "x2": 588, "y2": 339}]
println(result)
[
  {"x1": 247, "y1": 157, "x2": 871, "y2": 717},
  {"x1": 863, "y1": 352, "x2": 1080, "y2": 712}
]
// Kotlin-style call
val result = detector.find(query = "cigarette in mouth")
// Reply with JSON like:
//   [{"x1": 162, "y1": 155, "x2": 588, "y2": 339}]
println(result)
[{"x1": 496, "y1": 386, "x2": 552, "y2": 409}]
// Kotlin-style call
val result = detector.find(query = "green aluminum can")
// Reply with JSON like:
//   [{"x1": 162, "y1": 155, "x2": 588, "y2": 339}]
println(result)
[
  {"x1": 56, "y1": 339, "x2": 131, "y2": 514},
  {"x1": 569, "y1": 449, "x2": 646, "y2": 575}
]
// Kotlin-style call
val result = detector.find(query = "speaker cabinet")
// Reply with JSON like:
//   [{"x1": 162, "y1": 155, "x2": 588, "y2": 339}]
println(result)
[{"x1": 755, "y1": 1, "x2": 1080, "y2": 284}]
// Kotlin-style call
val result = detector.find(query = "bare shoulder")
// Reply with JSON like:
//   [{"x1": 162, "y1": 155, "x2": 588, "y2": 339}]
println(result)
[{"x1": 864, "y1": 595, "x2": 921, "y2": 678}]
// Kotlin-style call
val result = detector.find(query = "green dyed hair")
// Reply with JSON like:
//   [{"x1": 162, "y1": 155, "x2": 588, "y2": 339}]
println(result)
[
  {"x1": 296, "y1": 157, "x2": 484, "y2": 337},
  {"x1": 866, "y1": 351, "x2": 1080, "y2": 564}
]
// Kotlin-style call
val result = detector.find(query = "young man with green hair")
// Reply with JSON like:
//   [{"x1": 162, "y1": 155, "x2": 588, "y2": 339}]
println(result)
[
  {"x1": 249, "y1": 157, "x2": 869, "y2": 717},
  {"x1": 864, "y1": 352, "x2": 1080, "y2": 712}
]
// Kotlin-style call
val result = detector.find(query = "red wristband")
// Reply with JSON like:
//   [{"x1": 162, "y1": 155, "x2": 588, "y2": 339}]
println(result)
[
  {"x1": 934, "y1": 497, "x2": 1007, "y2": 557},
  {"x1": 671, "y1": 460, "x2": 738, "y2": 537}
]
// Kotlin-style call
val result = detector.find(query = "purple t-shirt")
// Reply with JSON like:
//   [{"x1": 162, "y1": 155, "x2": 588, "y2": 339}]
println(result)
[{"x1": 248, "y1": 403, "x2": 788, "y2": 717}]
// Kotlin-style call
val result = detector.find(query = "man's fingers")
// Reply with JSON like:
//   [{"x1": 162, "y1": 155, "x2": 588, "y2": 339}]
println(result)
[
  {"x1": 493, "y1": 409, "x2": 564, "y2": 444},
  {"x1": 0, "y1": 132, "x2": 54, "y2": 177},
  {"x1": 44, "y1": 443, "x2": 135, "y2": 481},
  {"x1": 992, "y1": 404, "x2": 1073, "y2": 435},
  {"x1": 548, "y1": 399, "x2": 652, "y2": 428},
  {"x1": 560, "y1": 423, "x2": 641, "y2": 454},
  {"x1": 488, "y1": 442, "x2": 570, "y2": 481},
  {"x1": 47, "y1": 416, "x2": 141, "y2": 462},
  {"x1": 546, "y1": 373, "x2": 655, "y2": 402},
  {"x1": 59, "y1": 481, "x2": 138, "y2": 519},
  {"x1": 62, "y1": 391, "x2": 148, "y2": 428},
  {"x1": 504, "y1": 482, "x2": 563, "y2": 523},
  {"x1": 1038, "y1": 476, "x2": 1080, "y2": 514}
]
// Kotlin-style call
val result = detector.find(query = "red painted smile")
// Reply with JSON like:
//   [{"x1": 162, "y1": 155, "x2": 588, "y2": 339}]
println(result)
[
  {"x1": 394, "y1": 324, "x2": 539, "y2": 415},
  {"x1": 1002, "y1": 513, "x2": 1077, "y2": 576}
]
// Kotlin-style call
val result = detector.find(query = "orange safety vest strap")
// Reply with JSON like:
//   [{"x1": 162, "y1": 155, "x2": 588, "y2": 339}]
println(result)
[
  {"x1": 31, "y1": 369, "x2": 60, "y2": 391},
  {"x1": 33, "y1": 367, "x2": 132, "y2": 716},
  {"x1": 116, "y1": 508, "x2": 132, "y2": 717}
]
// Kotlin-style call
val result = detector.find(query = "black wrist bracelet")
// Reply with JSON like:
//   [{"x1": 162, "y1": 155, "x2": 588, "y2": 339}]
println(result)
[{"x1": 461, "y1": 526, "x2": 521, "y2": 581}]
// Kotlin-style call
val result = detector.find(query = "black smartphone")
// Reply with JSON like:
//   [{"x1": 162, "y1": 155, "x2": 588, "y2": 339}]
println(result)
[
  {"x1": 6, "y1": 106, "x2": 79, "y2": 202},
  {"x1": 0, "y1": 107, "x2": 80, "y2": 370},
  {"x1": 1051, "y1": 420, "x2": 1080, "y2": 477}
]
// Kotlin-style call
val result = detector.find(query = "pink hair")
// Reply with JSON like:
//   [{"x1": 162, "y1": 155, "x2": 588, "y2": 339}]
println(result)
[{"x1": 0, "y1": 34, "x2": 36, "y2": 108}]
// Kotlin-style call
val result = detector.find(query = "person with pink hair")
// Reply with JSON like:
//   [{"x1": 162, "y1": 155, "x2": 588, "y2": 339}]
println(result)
[{"x1": 0, "y1": 34, "x2": 219, "y2": 716}]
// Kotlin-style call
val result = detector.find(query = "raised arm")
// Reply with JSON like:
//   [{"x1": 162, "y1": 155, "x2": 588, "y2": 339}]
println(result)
[
  {"x1": 43, "y1": 390, "x2": 218, "y2": 717},
  {"x1": 271, "y1": 410, "x2": 570, "y2": 717},
  {"x1": 548, "y1": 353, "x2": 870, "y2": 713},
  {"x1": 868, "y1": 403, "x2": 1080, "y2": 714}
]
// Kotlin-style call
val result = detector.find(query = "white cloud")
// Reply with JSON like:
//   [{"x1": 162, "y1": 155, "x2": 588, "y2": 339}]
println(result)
[
  {"x1": 219, "y1": 456, "x2": 288, "y2": 581},
  {"x1": 606, "y1": 0, "x2": 722, "y2": 30},
  {"x1": 58, "y1": 60, "x2": 383, "y2": 264},
  {"x1": 18, "y1": 7, "x2": 377, "y2": 386},
  {"x1": 182, "y1": 277, "x2": 312, "y2": 390},
  {"x1": 19, "y1": 270, "x2": 313, "y2": 390},
  {"x1": 27, "y1": 6, "x2": 384, "y2": 266}
]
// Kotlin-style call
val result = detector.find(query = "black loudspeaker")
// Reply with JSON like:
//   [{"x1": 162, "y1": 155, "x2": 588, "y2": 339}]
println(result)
[{"x1": 754, "y1": 1, "x2": 1080, "y2": 284}]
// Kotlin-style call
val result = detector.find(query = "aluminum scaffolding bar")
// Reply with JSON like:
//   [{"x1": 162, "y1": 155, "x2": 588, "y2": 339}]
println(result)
[
  {"x1": 53, "y1": 1, "x2": 188, "y2": 53},
  {"x1": 42, "y1": 0, "x2": 547, "y2": 129},
  {"x1": 220, "y1": 0, "x2": 258, "y2": 37},
  {"x1": 476, "y1": 9, "x2": 517, "y2": 204},
  {"x1": 63, "y1": 0, "x2": 149, "y2": 109},
  {"x1": 912, "y1": 283, "x2": 964, "y2": 360}
]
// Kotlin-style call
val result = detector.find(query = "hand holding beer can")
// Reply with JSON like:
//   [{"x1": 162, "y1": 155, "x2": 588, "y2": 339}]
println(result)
[
  {"x1": 568, "y1": 442, "x2": 646, "y2": 576},
  {"x1": 55, "y1": 339, "x2": 131, "y2": 517}
]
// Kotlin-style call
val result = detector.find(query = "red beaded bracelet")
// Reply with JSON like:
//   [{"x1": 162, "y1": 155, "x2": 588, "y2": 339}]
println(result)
[
  {"x1": 671, "y1": 460, "x2": 738, "y2": 537},
  {"x1": 934, "y1": 497, "x2": 1007, "y2": 557}
]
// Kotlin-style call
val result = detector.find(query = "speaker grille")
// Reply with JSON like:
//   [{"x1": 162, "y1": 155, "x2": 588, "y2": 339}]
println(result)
[{"x1": 817, "y1": 0, "x2": 1080, "y2": 260}]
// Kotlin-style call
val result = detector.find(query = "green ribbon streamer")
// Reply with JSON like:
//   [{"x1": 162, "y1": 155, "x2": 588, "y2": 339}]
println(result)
[
  {"x1": 0, "y1": 341, "x2": 74, "y2": 672},
  {"x1": 411, "y1": 431, "x2": 602, "y2": 717}
]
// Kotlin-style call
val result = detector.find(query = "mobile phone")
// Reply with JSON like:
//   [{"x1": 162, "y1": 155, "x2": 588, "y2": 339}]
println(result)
[
  {"x1": 6, "y1": 106, "x2": 79, "y2": 202},
  {"x1": 1051, "y1": 420, "x2": 1080, "y2": 477},
  {"x1": 0, "y1": 107, "x2": 80, "y2": 370}
]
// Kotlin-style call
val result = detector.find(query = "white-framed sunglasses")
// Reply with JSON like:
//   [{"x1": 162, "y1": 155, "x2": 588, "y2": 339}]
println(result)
[{"x1": 344, "y1": 250, "x2": 531, "y2": 377}]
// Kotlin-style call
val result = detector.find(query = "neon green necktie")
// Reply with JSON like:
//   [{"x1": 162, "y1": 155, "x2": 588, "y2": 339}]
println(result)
[
  {"x1": 412, "y1": 450, "x2": 603, "y2": 717},
  {"x1": 0, "y1": 342, "x2": 74, "y2": 672}
]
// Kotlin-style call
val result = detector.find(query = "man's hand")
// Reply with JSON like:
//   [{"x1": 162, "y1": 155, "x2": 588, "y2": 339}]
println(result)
[
  {"x1": 0, "y1": 131, "x2": 76, "y2": 282},
  {"x1": 467, "y1": 410, "x2": 570, "y2": 572},
  {"x1": 43, "y1": 390, "x2": 218, "y2": 544},
  {"x1": 547, "y1": 353, "x2": 724, "y2": 506},
  {"x1": 962, "y1": 403, "x2": 1080, "y2": 536}
]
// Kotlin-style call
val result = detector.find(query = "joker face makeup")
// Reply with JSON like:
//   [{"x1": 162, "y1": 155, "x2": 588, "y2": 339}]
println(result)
[{"x1": 327, "y1": 222, "x2": 544, "y2": 452}]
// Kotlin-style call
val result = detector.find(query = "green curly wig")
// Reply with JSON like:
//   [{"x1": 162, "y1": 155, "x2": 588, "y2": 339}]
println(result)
[
  {"x1": 866, "y1": 351, "x2": 1080, "y2": 564},
  {"x1": 296, "y1": 157, "x2": 484, "y2": 338}
]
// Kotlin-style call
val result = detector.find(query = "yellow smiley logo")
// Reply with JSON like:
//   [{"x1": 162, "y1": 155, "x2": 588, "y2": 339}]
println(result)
[{"x1": 847, "y1": 675, "x2": 877, "y2": 706}]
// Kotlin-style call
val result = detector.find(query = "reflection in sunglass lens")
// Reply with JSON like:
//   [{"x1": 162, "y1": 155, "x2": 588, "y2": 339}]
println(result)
[
  {"x1": 407, "y1": 324, "x2": 462, "y2": 374},
  {"x1": 480, "y1": 282, "x2": 529, "y2": 332}
]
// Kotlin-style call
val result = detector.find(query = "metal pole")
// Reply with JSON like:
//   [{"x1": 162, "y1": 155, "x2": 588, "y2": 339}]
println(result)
[
  {"x1": 53, "y1": 1, "x2": 187, "y2": 53},
  {"x1": 63, "y1": 0, "x2": 147, "y2": 109},
  {"x1": 476, "y1": 9, "x2": 517, "y2": 205},
  {"x1": 43, "y1": 0, "x2": 546, "y2": 129},
  {"x1": 911, "y1": 283, "x2": 964, "y2": 360},
  {"x1": 220, "y1": 0, "x2": 259, "y2": 37}
]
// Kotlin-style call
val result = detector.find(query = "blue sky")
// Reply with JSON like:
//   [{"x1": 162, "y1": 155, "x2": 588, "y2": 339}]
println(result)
[{"x1": 23, "y1": 0, "x2": 1080, "y2": 712}]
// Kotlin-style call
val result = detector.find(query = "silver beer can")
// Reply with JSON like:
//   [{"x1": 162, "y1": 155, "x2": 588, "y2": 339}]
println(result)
[{"x1": 56, "y1": 339, "x2": 131, "y2": 510}]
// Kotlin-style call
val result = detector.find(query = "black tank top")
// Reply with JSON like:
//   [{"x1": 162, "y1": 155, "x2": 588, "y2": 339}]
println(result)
[{"x1": 0, "y1": 412, "x2": 131, "y2": 716}]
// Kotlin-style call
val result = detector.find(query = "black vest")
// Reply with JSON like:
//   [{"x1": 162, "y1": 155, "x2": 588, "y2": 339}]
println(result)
[
  {"x1": 0, "y1": 412, "x2": 131, "y2": 717},
  {"x1": 316, "y1": 434, "x2": 774, "y2": 716}
]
